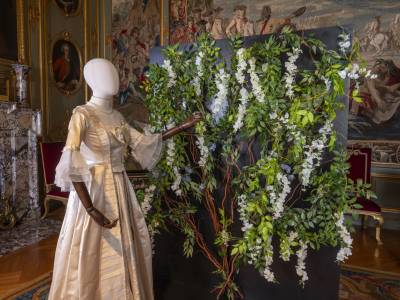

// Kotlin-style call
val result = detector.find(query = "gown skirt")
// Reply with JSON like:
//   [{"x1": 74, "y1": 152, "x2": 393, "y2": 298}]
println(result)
[{"x1": 48, "y1": 166, "x2": 154, "y2": 300}]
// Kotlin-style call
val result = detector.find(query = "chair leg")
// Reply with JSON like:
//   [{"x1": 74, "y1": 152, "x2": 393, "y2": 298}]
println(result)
[
  {"x1": 373, "y1": 215, "x2": 384, "y2": 245},
  {"x1": 361, "y1": 215, "x2": 367, "y2": 229},
  {"x1": 41, "y1": 197, "x2": 50, "y2": 219}
]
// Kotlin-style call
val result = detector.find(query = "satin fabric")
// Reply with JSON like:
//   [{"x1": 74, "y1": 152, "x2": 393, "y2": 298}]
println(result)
[{"x1": 49, "y1": 104, "x2": 162, "y2": 300}]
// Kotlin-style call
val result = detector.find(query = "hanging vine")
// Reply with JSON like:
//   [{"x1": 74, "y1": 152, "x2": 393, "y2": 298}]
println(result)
[{"x1": 141, "y1": 27, "x2": 374, "y2": 299}]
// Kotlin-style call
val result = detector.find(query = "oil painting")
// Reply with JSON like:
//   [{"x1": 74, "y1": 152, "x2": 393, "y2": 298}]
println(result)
[
  {"x1": 168, "y1": 0, "x2": 400, "y2": 167},
  {"x1": 51, "y1": 38, "x2": 82, "y2": 95},
  {"x1": 0, "y1": 1, "x2": 18, "y2": 62}
]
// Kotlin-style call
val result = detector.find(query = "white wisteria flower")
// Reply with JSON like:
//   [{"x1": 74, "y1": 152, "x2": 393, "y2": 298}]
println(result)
[
  {"x1": 338, "y1": 63, "x2": 377, "y2": 81},
  {"x1": 300, "y1": 120, "x2": 333, "y2": 188},
  {"x1": 280, "y1": 231, "x2": 298, "y2": 261},
  {"x1": 233, "y1": 87, "x2": 249, "y2": 132},
  {"x1": 295, "y1": 241, "x2": 309, "y2": 285},
  {"x1": 142, "y1": 184, "x2": 156, "y2": 217},
  {"x1": 166, "y1": 138, "x2": 176, "y2": 167},
  {"x1": 193, "y1": 51, "x2": 205, "y2": 96},
  {"x1": 263, "y1": 243, "x2": 275, "y2": 282},
  {"x1": 220, "y1": 229, "x2": 230, "y2": 247},
  {"x1": 268, "y1": 172, "x2": 291, "y2": 220},
  {"x1": 209, "y1": 68, "x2": 230, "y2": 123},
  {"x1": 335, "y1": 212, "x2": 353, "y2": 262},
  {"x1": 338, "y1": 33, "x2": 351, "y2": 54},
  {"x1": 171, "y1": 166, "x2": 182, "y2": 196},
  {"x1": 162, "y1": 59, "x2": 176, "y2": 87},
  {"x1": 237, "y1": 194, "x2": 253, "y2": 232},
  {"x1": 284, "y1": 48, "x2": 302, "y2": 99},
  {"x1": 321, "y1": 76, "x2": 332, "y2": 92},
  {"x1": 196, "y1": 134, "x2": 209, "y2": 167},
  {"x1": 248, "y1": 57, "x2": 265, "y2": 103},
  {"x1": 235, "y1": 48, "x2": 247, "y2": 84}
]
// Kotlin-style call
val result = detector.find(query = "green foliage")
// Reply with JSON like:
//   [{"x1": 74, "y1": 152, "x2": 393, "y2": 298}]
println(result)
[{"x1": 141, "y1": 28, "x2": 370, "y2": 298}]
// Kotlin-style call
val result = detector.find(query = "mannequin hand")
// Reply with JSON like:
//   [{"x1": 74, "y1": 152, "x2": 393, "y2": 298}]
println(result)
[
  {"x1": 182, "y1": 112, "x2": 202, "y2": 129},
  {"x1": 87, "y1": 207, "x2": 118, "y2": 228}
]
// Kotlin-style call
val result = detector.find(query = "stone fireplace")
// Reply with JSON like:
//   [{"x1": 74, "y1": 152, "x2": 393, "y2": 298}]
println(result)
[{"x1": 0, "y1": 103, "x2": 41, "y2": 223}]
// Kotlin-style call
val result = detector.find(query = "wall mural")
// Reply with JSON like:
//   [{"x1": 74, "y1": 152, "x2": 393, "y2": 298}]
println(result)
[
  {"x1": 168, "y1": 0, "x2": 400, "y2": 168},
  {"x1": 111, "y1": 0, "x2": 160, "y2": 125}
]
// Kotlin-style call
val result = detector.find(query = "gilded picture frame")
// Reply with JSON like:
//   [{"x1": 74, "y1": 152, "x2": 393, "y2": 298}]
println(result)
[
  {"x1": 50, "y1": 31, "x2": 83, "y2": 96},
  {"x1": 53, "y1": 0, "x2": 81, "y2": 17},
  {"x1": 0, "y1": 0, "x2": 26, "y2": 102}
]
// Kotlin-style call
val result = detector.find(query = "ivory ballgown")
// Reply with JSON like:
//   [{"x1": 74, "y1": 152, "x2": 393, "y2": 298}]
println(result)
[{"x1": 48, "y1": 103, "x2": 162, "y2": 300}]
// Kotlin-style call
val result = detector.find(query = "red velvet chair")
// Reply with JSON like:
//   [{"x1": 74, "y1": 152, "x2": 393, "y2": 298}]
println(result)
[
  {"x1": 40, "y1": 142, "x2": 69, "y2": 219},
  {"x1": 347, "y1": 147, "x2": 383, "y2": 245}
]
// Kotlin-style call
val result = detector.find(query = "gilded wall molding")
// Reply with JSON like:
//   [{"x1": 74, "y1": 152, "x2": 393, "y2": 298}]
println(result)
[
  {"x1": 348, "y1": 140, "x2": 400, "y2": 169},
  {"x1": 52, "y1": 0, "x2": 82, "y2": 17},
  {"x1": 16, "y1": 0, "x2": 26, "y2": 64}
]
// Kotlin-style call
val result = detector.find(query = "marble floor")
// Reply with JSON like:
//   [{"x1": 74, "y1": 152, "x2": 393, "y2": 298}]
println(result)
[{"x1": 0, "y1": 217, "x2": 62, "y2": 257}]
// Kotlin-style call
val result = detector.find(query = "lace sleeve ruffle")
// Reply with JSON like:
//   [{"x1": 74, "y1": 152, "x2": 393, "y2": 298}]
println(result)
[
  {"x1": 54, "y1": 148, "x2": 91, "y2": 192},
  {"x1": 54, "y1": 107, "x2": 90, "y2": 191},
  {"x1": 129, "y1": 127, "x2": 163, "y2": 170}
]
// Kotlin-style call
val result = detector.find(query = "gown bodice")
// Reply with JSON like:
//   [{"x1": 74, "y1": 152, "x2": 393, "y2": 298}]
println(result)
[{"x1": 55, "y1": 103, "x2": 163, "y2": 192}]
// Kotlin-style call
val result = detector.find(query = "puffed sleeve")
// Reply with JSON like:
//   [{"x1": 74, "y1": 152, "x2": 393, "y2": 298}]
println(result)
[
  {"x1": 54, "y1": 108, "x2": 91, "y2": 191},
  {"x1": 128, "y1": 126, "x2": 163, "y2": 170}
]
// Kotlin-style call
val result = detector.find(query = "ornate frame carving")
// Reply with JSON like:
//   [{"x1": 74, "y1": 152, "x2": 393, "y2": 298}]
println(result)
[
  {"x1": 0, "y1": 0, "x2": 26, "y2": 102},
  {"x1": 348, "y1": 140, "x2": 400, "y2": 169},
  {"x1": 0, "y1": 0, "x2": 26, "y2": 65},
  {"x1": 52, "y1": 0, "x2": 81, "y2": 17}
]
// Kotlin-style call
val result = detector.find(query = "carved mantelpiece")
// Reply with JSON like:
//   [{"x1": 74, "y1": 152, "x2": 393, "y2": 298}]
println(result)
[{"x1": 0, "y1": 102, "x2": 41, "y2": 223}]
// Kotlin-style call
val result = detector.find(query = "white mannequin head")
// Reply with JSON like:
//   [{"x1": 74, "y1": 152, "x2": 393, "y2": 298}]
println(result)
[{"x1": 84, "y1": 58, "x2": 119, "y2": 99}]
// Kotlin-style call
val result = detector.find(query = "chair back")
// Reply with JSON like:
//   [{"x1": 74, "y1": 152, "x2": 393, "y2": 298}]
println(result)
[
  {"x1": 40, "y1": 142, "x2": 65, "y2": 185},
  {"x1": 347, "y1": 148, "x2": 372, "y2": 184}
]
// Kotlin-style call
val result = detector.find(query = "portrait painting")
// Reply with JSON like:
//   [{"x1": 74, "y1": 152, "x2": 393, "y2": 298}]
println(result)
[
  {"x1": 54, "y1": 0, "x2": 80, "y2": 16},
  {"x1": 51, "y1": 38, "x2": 82, "y2": 95},
  {"x1": 112, "y1": 0, "x2": 160, "y2": 125},
  {"x1": 0, "y1": 0, "x2": 18, "y2": 62},
  {"x1": 167, "y1": 0, "x2": 400, "y2": 167}
]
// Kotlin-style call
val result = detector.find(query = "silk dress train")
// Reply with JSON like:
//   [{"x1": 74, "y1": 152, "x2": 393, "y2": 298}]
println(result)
[{"x1": 48, "y1": 103, "x2": 162, "y2": 300}]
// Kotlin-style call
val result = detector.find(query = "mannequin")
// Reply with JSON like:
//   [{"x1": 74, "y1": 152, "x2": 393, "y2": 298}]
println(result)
[
  {"x1": 75, "y1": 58, "x2": 199, "y2": 228},
  {"x1": 49, "y1": 58, "x2": 200, "y2": 300}
]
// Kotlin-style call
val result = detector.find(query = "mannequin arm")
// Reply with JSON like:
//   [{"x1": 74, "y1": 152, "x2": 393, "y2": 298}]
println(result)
[
  {"x1": 162, "y1": 112, "x2": 202, "y2": 140},
  {"x1": 72, "y1": 181, "x2": 118, "y2": 228}
]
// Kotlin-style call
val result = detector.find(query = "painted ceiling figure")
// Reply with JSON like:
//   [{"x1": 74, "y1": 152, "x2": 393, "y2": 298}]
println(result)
[
  {"x1": 389, "y1": 14, "x2": 400, "y2": 49},
  {"x1": 362, "y1": 16, "x2": 389, "y2": 54},
  {"x1": 356, "y1": 59, "x2": 400, "y2": 125},
  {"x1": 268, "y1": 6, "x2": 306, "y2": 34},
  {"x1": 225, "y1": 5, "x2": 248, "y2": 38},
  {"x1": 365, "y1": 16, "x2": 381, "y2": 36},
  {"x1": 211, "y1": 17, "x2": 225, "y2": 40},
  {"x1": 256, "y1": 5, "x2": 272, "y2": 35}
]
